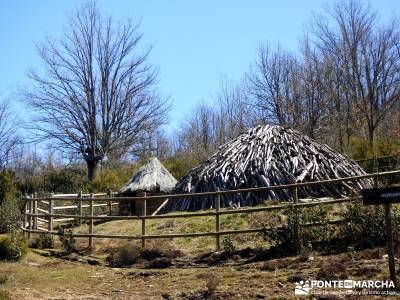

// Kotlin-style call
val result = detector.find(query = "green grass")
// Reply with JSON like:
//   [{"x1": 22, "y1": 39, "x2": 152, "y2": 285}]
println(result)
[{"x1": 73, "y1": 209, "x2": 273, "y2": 255}]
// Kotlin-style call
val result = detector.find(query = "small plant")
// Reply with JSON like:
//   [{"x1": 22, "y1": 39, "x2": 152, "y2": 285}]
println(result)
[
  {"x1": 0, "y1": 290, "x2": 10, "y2": 300},
  {"x1": 347, "y1": 246, "x2": 356, "y2": 262},
  {"x1": 316, "y1": 260, "x2": 348, "y2": 281},
  {"x1": 205, "y1": 273, "x2": 220, "y2": 296},
  {"x1": 262, "y1": 206, "x2": 330, "y2": 255},
  {"x1": 299, "y1": 242, "x2": 313, "y2": 262},
  {"x1": 339, "y1": 201, "x2": 390, "y2": 247},
  {"x1": 57, "y1": 228, "x2": 75, "y2": 254},
  {"x1": 106, "y1": 243, "x2": 141, "y2": 267},
  {"x1": 0, "y1": 275, "x2": 7, "y2": 285},
  {"x1": 222, "y1": 237, "x2": 236, "y2": 255},
  {"x1": 197, "y1": 273, "x2": 220, "y2": 296},
  {"x1": 30, "y1": 234, "x2": 54, "y2": 249},
  {"x1": 140, "y1": 242, "x2": 183, "y2": 260},
  {"x1": 147, "y1": 257, "x2": 172, "y2": 268},
  {"x1": 0, "y1": 198, "x2": 20, "y2": 233},
  {"x1": 0, "y1": 232, "x2": 28, "y2": 261}
]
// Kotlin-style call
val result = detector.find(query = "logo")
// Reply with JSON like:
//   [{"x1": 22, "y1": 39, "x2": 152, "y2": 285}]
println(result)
[
  {"x1": 294, "y1": 280, "x2": 310, "y2": 295},
  {"x1": 293, "y1": 278, "x2": 396, "y2": 296}
]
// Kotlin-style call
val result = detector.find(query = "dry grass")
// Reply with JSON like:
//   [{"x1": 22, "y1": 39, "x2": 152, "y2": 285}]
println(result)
[
  {"x1": 0, "y1": 244, "x2": 394, "y2": 299},
  {"x1": 73, "y1": 212, "x2": 267, "y2": 256}
]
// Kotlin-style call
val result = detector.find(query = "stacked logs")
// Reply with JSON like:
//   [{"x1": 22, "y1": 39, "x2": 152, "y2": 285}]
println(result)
[{"x1": 164, "y1": 125, "x2": 373, "y2": 212}]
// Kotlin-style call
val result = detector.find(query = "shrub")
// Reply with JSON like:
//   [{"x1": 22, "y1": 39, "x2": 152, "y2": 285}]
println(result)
[
  {"x1": 0, "y1": 290, "x2": 10, "y2": 300},
  {"x1": 205, "y1": 274, "x2": 220, "y2": 295},
  {"x1": 316, "y1": 260, "x2": 348, "y2": 281},
  {"x1": 140, "y1": 248, "x2": 164, "y2": 260},
  {"x1": 140, "y1": 242, "x2": 183, "y2": 260},
  {"x1": 57, "y1": 228, "x2": 75, "y2": 254},
  {"x1": 197, "y1": 273, "x2": 220, "y2": 296},
  {"x1": 0, "y1": 170, "x2": 17, "y2": 206},
  {"x1": 262, "y1": 206, "x2": 331, "y2": 255},
  {"x1": 338, "y1": 201, "x2": 391, "y2": 247},
  {"x1": 147, "y1": 257, "x2": 172, "y2": 268},
  {"x1": 0, "y1": 275, "x2": 7, "y2": 285},
  {"x1": 30, "y1": 234, "x2": 54, "y2": 249},
  {"x1": 222, "y1": 237, "x2": 236, "y2": 255},
  {"x1": 0, "y1": 232, "x2": 28, "y2": 261},
  {"x1": 106, "y1": 243, "x2": 141, "y2": 267},
  {"x1": 0, "y1": 198, "x2": 20, "y2": 233}
]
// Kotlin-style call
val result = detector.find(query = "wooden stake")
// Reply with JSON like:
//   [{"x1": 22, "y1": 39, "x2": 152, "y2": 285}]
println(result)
[
  {"x1": 141, "y1": 192, "x2": 147, "y2": 248},
  {"x1": 33, "y1": 192, "x2": 38, "y2": 230},
  {"x1": 374, "y1": 175, "x2": 397, "y2": 289},
  {"x1": 384, "y1": 203, "x2": 397, "y2": 289},
  {"x1": 215, "y1": 190, "x2": 221, "y2": 252},
  {"x1": 22, "y1": 195, "x2": 27, "y2": 237},
  {"x1": 89, "y1": 193, "x2": 93, "y2": 249},
  {"x1": 293, "y1": 186, "x2": 300, "y2": 250},
  {"x1": 78, "y1": 191, "x2": 82, "y2": 226},
  {"x1": 48, "y1": 193, "x2": 53, "y2": 232},
  {"x1": 107, "y1": 189, "x2": 112, "y2": 216},
  {"x1": 28, "y1": 195, "x2": 32, "y2": 239}
]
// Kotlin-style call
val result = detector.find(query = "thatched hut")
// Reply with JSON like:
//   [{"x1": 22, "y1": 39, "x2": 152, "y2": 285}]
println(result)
[
  {"x1": 118, "y1": 157, "x2": 177, "y2": 215},
  {"x1": 165, "y1": 125, "x2": 373, "y2": 212}
]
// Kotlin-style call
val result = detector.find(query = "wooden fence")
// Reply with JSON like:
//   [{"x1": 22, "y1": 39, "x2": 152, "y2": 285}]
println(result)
[
  {"x1": 355, "y1": 154, "x2": 400, "y2": 173},
  {"x1": 21, "y1": 170, "x2": 400, "y2": 251}
]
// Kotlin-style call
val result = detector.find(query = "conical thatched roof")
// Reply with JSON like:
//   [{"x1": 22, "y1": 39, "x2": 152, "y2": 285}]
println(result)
[
  {"x1": 165, "y1": 125, "x2": 372, "y2": 212},
  {"x1": 119, "y1": 157, "x2": 177, "y2": 194}
]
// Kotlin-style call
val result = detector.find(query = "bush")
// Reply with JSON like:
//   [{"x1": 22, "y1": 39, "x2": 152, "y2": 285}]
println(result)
[
  {"x1": 262, "y1": 206, "x2": 331, "y2": 255},
  {"x1": 0, "y1": 232, "x2": 28, "y2": 261},
  {"x1": 57, "y1": 228, "x2": 75, "y2": 254},
  {"x1": 0, "y1": 170, "x2": 17, "y2": 206},
  {"x1": 197, "y1": 273, "x2": 220, "y2": 296},
  {"x1": 0, "y1": 290, "x2": 10, "y2": 300},
  {"x1": 0, "y1": 275, "x2": 7, "y2": 285},
  {"x1": 140, "y1": 242, "x2": 183, "y2": 260},
  {"x1": 222, "y1": 237, "x2": 236, "y2": 255},
  {"x1": 316, "y1": 260, "x2": 348, "y2": 281},
  {"x1": 338, "y1": 201, "x2": 393, "y2": 247},
  {"x1": 147, "y1": 257, "x2": 172, "y2": 269},
  {"x1": 0, "y1": 198, "x2": 20, "y2": 233},
  {"x1": 106, "y1": 243, "x2": 141, "y2": 267},
  {"x1": 30, "y1": 234, "x2": 54, "y2": 249}
]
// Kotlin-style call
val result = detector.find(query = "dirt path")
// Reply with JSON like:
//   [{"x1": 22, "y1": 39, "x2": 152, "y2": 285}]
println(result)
[{"x1": 0, "y1": 248, "x2": 396, "y2": 299}]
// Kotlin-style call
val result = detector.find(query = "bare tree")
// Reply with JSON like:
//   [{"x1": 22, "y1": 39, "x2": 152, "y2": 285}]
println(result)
[
  {"x1": 245, "y1": 45, "x2": 303, "y2": 128},
  {"x1": 215, "y1": 78, "x2": 249, "y2": 143},
  {"x1": 298, "y1": 39, "x2": 329, "y2": 139},
  {"x1": 312, "y1": 0, "x2": 400, "y2": 151},
  {"x1": 0, "y1": 101, "x2": 19, "y2": 168},
  {"x1": 23, "y1": 2, "x2": 170, "y2": 181}
]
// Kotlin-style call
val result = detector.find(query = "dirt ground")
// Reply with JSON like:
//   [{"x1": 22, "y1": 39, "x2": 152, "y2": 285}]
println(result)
[{"x1": 0, "y1": 245, "x2": 398, "y2": 300}]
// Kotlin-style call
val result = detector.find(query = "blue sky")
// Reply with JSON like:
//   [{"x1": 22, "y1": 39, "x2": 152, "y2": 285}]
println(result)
[{"x1": 1, "y1": 0, "x2": 399, "y2": 134}]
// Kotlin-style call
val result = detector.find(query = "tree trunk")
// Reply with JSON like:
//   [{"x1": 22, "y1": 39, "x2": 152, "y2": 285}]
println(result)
[
  {"x1": 368, "y1": 127, "x2": 375, "y2": 154},
  {"x1": 86, "y1": 160, "x2": 97, "y2": 182}
]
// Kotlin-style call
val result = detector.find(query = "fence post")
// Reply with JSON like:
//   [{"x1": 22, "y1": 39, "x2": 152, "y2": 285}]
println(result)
[
  {"x1": 48, "y1": 193, "x2": 53, "y2": 233},
  {"x1": 89, "y1": 193, "x2": 94, "y2": 249},
  {"x1": 33, "y1": 193, "x2": 37, "y2": 231},
  {"x1": 78, "y1": 191, "x2": 83, "y2": 226},
  {"x1": 292, "y1": 186, "x2": 299, "y2": 250},
  {"x1": 215, "y1": 189, "x2": 221, "y2": 252},
  {"x1": 28, "y1": 195, "x2": 32, "y2": 238},
  {"x1": 141, "y1": 192, "x2": 147, "y2": 249},
  {"x1": 108, "y1": 189, "x2": 112, "y2": 216},
  {"x1": 23, "y1": 194, "x2": 28, "y2": 237}
]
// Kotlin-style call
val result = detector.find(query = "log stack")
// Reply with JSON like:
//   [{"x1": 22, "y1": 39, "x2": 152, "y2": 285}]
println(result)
[{"x1": 164, "y1": 125, "x2": 373, "y2": 212}]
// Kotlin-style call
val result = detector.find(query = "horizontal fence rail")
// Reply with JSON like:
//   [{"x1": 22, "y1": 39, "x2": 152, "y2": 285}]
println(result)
[{"x1": 21, "y1": 170, "x2": 400, "y2": 251}]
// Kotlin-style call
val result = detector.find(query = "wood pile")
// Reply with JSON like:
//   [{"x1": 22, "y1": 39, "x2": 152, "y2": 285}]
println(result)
[{"x1": 164, "y1": 125, "x2": 373, "y2": 212}]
